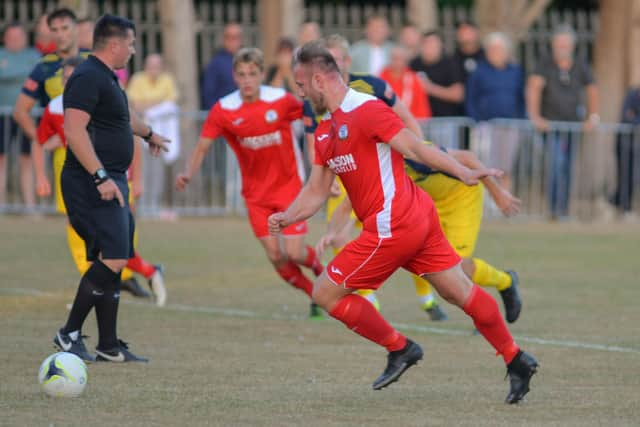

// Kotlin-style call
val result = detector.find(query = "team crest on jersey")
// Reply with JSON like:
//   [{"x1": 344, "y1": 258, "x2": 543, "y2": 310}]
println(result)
[
  {"x1": 265, "y1": 109, "x2": 278, "y2": 123},
  {"x1": 338, "y1": 124, "x2": 348, "y2": 140}
]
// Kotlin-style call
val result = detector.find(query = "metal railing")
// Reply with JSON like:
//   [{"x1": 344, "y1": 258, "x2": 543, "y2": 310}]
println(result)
[{"x1": 1, "y1": 109, "x2": 638, "y2": 221}]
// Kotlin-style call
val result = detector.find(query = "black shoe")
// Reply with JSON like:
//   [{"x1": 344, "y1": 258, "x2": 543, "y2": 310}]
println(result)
[
  {"x1": 505, "y1": 351, "x2": 538, "y2": 404},
  {"x1": 309, "y1": 302, "x2": 324, "y2": 319},
  {"x1": 147, "y1": 264, "x2": 167, "y2": 307},
  {"x1": 121, "y1": 277, "x2": 151, "y2": 298},
  {"x1": 53, "y1": 329, "x2": 96, "y2": 362},
  {"x1": 372, "y1": 339, "x2": 423, "y2": 390},
  {"x1": 95, "y1": 339, "x2": 149, "y2": 363},
  {"x1": 499, "y1": 270, "x2": 522, "y2": 323},
  {"x1": 425, "y1": 303, "x2": 448, "y2": 321}
]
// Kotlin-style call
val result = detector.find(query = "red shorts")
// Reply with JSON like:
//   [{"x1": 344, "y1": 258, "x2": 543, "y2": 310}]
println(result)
[
  {"x1": 326, "y1": 204, "x2": 460, "y2": 289},
  {"x1": 246, "y1": 201, "x2": 308, "y2": 238}
]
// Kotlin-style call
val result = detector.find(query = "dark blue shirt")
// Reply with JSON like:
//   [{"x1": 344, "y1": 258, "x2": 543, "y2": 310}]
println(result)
[
  {"x1": 621, "y1": 88, "x2": 640, "y2": 125},
  {"x1": 63, "y1": 55, "x2": 133, "y2": 174},
  {"x1": 201, "y1": 49, "x2": 236, "y2": 109},
  {"x1": 465, "y1": 60, "x2": 525, "y2": 121}
]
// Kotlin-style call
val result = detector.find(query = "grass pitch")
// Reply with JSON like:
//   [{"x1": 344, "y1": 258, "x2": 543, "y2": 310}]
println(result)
[{"x1": 1, "y1": 216, "x2": 639, "y2": 426}]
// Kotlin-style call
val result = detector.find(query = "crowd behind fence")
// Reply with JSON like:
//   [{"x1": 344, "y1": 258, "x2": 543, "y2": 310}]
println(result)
[{"x1": 1, "y1": 109, "x2": 637, "y2": 222}]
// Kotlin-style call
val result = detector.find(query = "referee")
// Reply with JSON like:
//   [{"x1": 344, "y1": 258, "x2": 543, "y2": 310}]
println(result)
[{"x1": 53, "y1": 14, "x2": 169, "y2": 362}]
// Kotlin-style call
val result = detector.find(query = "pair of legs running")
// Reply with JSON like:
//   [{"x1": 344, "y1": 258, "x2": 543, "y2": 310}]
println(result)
[{"x1": 312, "y1": 261, "x2": 537, "y2": 403}]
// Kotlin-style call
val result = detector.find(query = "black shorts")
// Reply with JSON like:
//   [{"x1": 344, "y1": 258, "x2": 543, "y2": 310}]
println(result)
[
  {"x1": 61, "y1": 168, "x2": 134, "y2": 261},
  {"x1": 0, "y1": 116, "x2": 31, "y2": 155}
]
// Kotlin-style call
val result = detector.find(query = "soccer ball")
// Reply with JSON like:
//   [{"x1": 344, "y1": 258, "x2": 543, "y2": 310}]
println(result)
[{"x1": 38, "y1": 352, "x2": 88, "y2": 397}]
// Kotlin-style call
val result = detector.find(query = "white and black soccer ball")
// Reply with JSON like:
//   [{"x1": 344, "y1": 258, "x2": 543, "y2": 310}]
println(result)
[{"x1": 38, "y1": 352, "x2": 88, "y2": 397}]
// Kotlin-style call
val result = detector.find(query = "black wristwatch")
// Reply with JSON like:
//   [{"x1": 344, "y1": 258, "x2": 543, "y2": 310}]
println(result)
[
  {"x1": 142, "y1": 126, "x2": 153, "y2": 141},
  {"x1": 93, "y1": 168, "x2": 109, "y2": 186}
]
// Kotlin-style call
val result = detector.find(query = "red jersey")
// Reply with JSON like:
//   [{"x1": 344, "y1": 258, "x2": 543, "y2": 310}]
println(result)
[
  {"x1": 314, "y1": 89, "x2": 435, "y2": 238},
  {"x1": 201, "y1": 86, "x2": 304, "y2": 205},
  {"x1": 37, "y1": 94, "x2": 66, "y2": 147}
]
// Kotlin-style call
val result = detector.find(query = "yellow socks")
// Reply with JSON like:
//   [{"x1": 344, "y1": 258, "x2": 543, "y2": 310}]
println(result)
[
  {"x1": 471, "y1": 258, "x2": 512, "y2": 291},
  {"x1": 413, "y1": 274, "x2": 436, "y2": 309}
]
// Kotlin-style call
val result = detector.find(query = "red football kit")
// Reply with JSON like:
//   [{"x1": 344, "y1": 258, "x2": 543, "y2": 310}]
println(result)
[
  {"x1": 201, "y1": 86, "x2": 307, "y2": 238},
  {"x1": 313, "y1": 89, "x2": 461, "y2": 289},
  {"x1": 37, "y1": 94, "x2": 66, "y2": 147}
]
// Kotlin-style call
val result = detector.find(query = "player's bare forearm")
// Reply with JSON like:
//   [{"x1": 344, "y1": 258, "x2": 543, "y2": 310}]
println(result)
[
  {"x1": 450, "y1": 149, "x2": 500, "y2": 193},
  {"x1": 393, "y1": 100, "x2": 424, "y2": 140},
  {"x1": 13, "y1": 94, "x2": 37, "y2": 141},
  {"x1": 184, "y1": 137, "x2": 212, "y2": 179},
  {"x1": 31, "y1": 142, "x2": 47, "y2": 179},
  {"x1": 282, "y1": 165, "x2": 333, "y2": 226}
]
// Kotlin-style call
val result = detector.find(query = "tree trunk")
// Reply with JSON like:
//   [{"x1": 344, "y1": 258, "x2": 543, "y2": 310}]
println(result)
[
  {"x1": 258, "y1": 0, "x2": 303, "y2": 66},
  {"x1": 406, "y1": 0, "x2": 438, "y2": 32}
]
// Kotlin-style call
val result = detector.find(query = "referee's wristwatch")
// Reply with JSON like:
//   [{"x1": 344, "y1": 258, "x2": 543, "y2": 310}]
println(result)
[
  {"x1": 142, "y1": 126, "x2": 153, "y2": 141},
  {"x1": 93, "y1": 168, "x2": 109, "y2": 186}
]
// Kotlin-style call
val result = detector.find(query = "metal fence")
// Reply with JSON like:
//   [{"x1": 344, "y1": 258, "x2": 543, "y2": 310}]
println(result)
[{"x1": 1, "y1": 109, "x2": 638, "y2": 222}]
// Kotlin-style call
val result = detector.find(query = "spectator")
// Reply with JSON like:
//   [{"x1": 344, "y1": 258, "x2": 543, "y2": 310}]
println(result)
[
  {"x1": 298, "y1": 21, "x2": 321, "y2": 46},
  {"x1": 526, "y1": 24, "x2": 599, "y2": 220},
  {"x1": 349, "y1": 14, "x2": 394, "y2": 76},
  {"x1": 410, "y1": 31, "x2": 464, "y2": 117},
  {"x1": 380, "y1": 45, "x2": 431, "y2": 120},
  {"x1": 398, "y1": 24, "x2": 422, "y2": 59},
  {"x1": 466, "y1": 32, "x2": 525, "y2": 191},
  {"x1": 34, "y1": 14, "x2": 56, "y2": 55},
  {"x1": 265, "y1": 37, "x2": 296, "y2": 92},
  {"x1": 76, "y1": 18, "x2": 94, "y2": 50},
  {"x1": 201, "y1": 23, "x2": 242, "y2": 109},
  {"x1": 0, "y1": 23, "x2": 40, "y2": 209},
  {"x1": 127, "y1": 54, "x2": 181, "y2": 211},
  {"x1": 613, "y1": 88, "x2": 640, "y2": 216},
  {"x1": 452, "y1": 21, "x2": 486, "y2": 83}
]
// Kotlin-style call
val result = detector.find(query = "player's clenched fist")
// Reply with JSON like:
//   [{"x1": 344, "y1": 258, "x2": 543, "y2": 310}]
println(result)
[
  {"x1": 175, "y1": 173, "x2": 191, "y2": 191},
  {"x1": 268, "y1": 212, "x2": 288, "y2": 235}
]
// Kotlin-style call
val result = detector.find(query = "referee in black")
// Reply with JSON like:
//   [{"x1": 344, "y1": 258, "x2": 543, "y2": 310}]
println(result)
[{"x1": 53, "y1": 14, "x2": 169, "y2": 362}]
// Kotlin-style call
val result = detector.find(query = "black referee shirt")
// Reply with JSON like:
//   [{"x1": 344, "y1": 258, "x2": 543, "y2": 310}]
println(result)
[{"x1": 63, "y1": 55, "x2": 134, "y2": 174}]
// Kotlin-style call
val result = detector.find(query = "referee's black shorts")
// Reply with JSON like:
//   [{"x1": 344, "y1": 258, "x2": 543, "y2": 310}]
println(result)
[{"x1": 61, "y1": 168, "x2": 135, "y2": 261}]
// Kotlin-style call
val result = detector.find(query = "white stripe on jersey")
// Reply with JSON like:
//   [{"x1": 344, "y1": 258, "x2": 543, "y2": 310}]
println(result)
[{"x1": 375, "y1": 143, "x2": 395, "y2": 238}]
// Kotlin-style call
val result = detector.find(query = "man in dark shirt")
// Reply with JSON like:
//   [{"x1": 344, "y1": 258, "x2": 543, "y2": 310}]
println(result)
[
  {"x1": 409, "y1": 31, "x2": 464, "y2": 117},
  {"x1": 201, "y1": 23, "x2": 243, "y2": 109},
  {"x1": 526, "y1": 24, "x2": 599, "y2": 219},
  {"x1": 451, "y1": 21, "x2": 486, "y2": 83},
  {"x1": 54, "y1": 14, "x2": 168, "y2": 363}
]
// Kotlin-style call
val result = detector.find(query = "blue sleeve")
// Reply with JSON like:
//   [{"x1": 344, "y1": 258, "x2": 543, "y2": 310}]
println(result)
[
  {"x1": 21, "y1": 63, "x2": 45, "y2": 101},
  {"x1": 370, "y1": 76, "x2": 396, "y2": 107},
  {"x1": 517, "y1": 68, "x2": 526, "y2": 118},
  {"x1": 303, "y1": 101, "x2": 318, "y2": 134}
]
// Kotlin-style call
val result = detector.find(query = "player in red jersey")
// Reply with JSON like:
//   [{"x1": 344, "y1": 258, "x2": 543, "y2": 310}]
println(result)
[
  {"x1": 176, "y1": 48, "x2": 323, "y2": 313},
  {"x1": 268, "y1": 42, "x2": 538, "y2": 403}
]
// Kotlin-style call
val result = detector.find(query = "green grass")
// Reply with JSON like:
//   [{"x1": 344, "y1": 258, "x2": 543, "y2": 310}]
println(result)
[{"x1": 1, "y1": 216, "x2": 639, "y2": 426}]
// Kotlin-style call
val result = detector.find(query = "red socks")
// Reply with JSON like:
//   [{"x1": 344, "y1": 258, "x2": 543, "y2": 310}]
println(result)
[
  {"x1": 300, "y1": 245, "x2": 324, "y2": 276},
  {"x1": 463, "y1": 285, "x2": 520, "y2": 364},
  {"x1": 126, "y1": 252, "x2": 156, "y2": 279},
  {"x1": 329, "y1": 294, "x2": 406, "y2": 352},
  {"x1": 276, "y1": 262, "x2": 313, "y2": 297}
]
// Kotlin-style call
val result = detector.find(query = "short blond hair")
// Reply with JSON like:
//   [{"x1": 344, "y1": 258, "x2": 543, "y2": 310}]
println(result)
[
  {"x1": 233, "y1": 47, "x2": 264, "y2": 71},
  {"x1": 324, "y1": 34, "x2": 350, "y2": 56}
]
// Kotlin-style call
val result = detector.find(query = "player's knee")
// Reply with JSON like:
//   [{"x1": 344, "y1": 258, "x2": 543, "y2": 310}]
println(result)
[
  {"x1": 266, "y1": 247, "x2": 286, "y2": 266},
  {"x1": 101, "y1": 258, "x2": 128, "y2": 272}
]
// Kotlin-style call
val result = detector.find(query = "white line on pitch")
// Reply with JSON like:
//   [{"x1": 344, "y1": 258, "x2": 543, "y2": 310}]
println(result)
[
  {"x1": 5, "y1": 288, "x2": 639, "y2": 356},
  {"x1": 124, "y1": 300, "x2": 640, "y2": 355}
]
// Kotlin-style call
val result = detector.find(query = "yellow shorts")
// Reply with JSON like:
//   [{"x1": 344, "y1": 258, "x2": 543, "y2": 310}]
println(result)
[
  {"x1": 53, "y1": 147, "x2": 67, "y2": 214},
  {"x1": 326, "y1": 178, "x2": 361, "y2": 228},
  {"x1": 433, "y1": 184, "x2": 483, "y2": 258}
]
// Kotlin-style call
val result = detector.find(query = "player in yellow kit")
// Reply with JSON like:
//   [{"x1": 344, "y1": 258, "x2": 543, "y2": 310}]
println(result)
[{"x1": 318, "y1": 144, "x2": 523, "y2": 323}]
